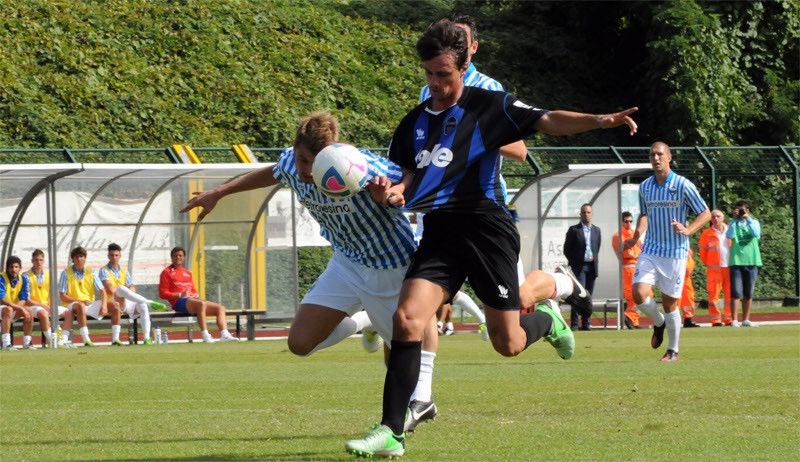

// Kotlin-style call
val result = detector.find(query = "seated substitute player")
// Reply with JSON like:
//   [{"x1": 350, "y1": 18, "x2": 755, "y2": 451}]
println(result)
[
  {"x1": 59, "y1": 246, "x2": 107, "y2": 346},
  {"x1": 346, "y1": 19, "x2": 638, "y2": 458},
  {"x1": 1, "y1": 256, "x2": 35, "y2": 350},
  {"x1": 622, "y1": 142, "x2": 710, "y2": 362},
  {"x1": 158, "y1": 247, "x2": 239, "y2": 343},
  {"x1": 99, "y1": 243, "x2": 165, "y2": 345},
  {"x1": 23, "y1": 249, "x2": 74, "y2": 347}
]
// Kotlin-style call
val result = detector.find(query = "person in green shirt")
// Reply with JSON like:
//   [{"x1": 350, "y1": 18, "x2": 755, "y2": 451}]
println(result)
[{"x1": 726, "y1": 200, "x2": 762, "y2": 327}]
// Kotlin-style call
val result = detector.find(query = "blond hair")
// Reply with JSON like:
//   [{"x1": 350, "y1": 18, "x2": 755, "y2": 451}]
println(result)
[{"x1": 293, "y1": 112, "x2": 339, "y2": 155}]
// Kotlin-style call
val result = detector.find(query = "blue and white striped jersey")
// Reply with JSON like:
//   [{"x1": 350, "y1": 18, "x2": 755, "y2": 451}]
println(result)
[
  {"x1": 272, "y1": 148, "x2": 417, "y2": 269},
  {"x1": 419, "y1": 63, "x2": 503, "y2": 102},
  {"x1": 639, "y1": 171, "x2": 708, "y2": 259},
  {"x1": 98, "y1": 264, "x2": 134, "y2": 286}
]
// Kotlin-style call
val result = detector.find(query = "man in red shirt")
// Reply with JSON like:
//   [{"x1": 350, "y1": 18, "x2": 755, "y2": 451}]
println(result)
[{"x1": 159, "y1": 247, "x2": 238, "y2": 343}]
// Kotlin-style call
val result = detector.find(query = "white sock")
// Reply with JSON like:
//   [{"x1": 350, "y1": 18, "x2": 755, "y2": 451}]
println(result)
[
  {"x1": 221, "y1": 329, "x2": 233, "y2": 338},
  {"x1": 307, "y1": 317, "x2": 359, "y2": 356},
  {"x1": 665, "y1": 310, "x2": 681, "y2": 352},
  {"x1": 43, "y1": 330, "x2": 52, "y2": 341},
  {"x1": 453, "y1": 291, "x2": 485, "y2": 323},
  {"x1": 2, "y1": 333, "x2": 11, "y2": 347},
  {"x1": 23, "y1": 335, "x2": 32, "y2": 346},
  {"x1": 62, "y1": 330, "x2": 71, "y2": 343},
  {"x1": 138, "y1": 303, "x2": 151, "y2": 340},
  {"x1": 350, "y1": 310, "x2": 373, "y2": 332},
  {"x1": 410, "y1": 350, "x2": 436, "y2": 402},
  {"x1": 445, "y1": 322, "x2": 454, "y2": 331},
  {"x1": 551, "y1": 273, "x2": 574, "y2": 299},
  {"x1": 202, "y1": 329, "x2": 212, "y2": 339},
  {"x1": 112, "y1": 325, "x2": 121, "y2": 342},
  {"x1": 638, "y1": 296, "x2": 665, "y2": 326},
  {"x1": 80, "y1": 326, "x2": 91, "y2": 343}
]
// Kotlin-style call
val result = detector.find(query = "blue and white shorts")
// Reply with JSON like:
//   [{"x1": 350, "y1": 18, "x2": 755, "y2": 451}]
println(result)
[
  {"x1": 632, "y1": 253, "x2": 687, "y2": 299},
  {"x1": 302, "y1": 251, "x2": 405, "y2": 344}
]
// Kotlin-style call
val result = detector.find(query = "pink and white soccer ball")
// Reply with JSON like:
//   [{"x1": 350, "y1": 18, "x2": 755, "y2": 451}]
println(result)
[{"x1": 312, "y1": 143, "x2": 368, "y2": 199}]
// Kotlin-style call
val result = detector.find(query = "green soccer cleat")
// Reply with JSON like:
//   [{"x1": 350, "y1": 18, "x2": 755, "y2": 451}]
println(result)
[
  {"x1": 143, "y1": 338, "x2": 153, "y2": 345},
  {"x1": 84, "y1": 340, "x2": 95, "y2": 347},
  {"x1": 111, "y1": 340, "x2": 125, "y2": 346},
  {"x1": 361, "y1": 330, "x2": 383, "y2": 353},
  {"x1": 150, "y1": 301, "x2": 167, "y2": 311},
  {"x1": 478, "y1": 322, "x2": 489, "y2": 342},
  {"x1": 345, "y1": 424, "x2": 405, "y2": 458},
  {"x1": 535, "y1": 299, "x2": 575, "y2": 360}
]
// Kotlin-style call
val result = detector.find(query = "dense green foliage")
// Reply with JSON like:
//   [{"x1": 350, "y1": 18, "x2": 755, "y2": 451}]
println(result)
[
  {"x1": 1, "y1": 1, "x2": 797, "y2": 297},
  {"x1": 1, "y1": 328, "x2": 799, "y2": 460}
]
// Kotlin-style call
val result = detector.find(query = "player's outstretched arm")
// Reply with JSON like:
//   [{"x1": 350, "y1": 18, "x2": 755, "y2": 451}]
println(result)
[
  {"x1": 180, "y1": 166, "x2": 280, "y2": 221},
  {"x1": 535, "y1": 107, "x2": 638, "y2": 137}
]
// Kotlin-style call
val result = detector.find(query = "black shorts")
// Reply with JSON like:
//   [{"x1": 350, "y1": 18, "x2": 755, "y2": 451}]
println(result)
[{"x1": 406, "y1": 212, "x2": 520, "y2": 310}]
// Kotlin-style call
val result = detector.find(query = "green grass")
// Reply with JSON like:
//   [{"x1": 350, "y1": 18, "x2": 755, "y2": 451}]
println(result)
[{"x1": 1, "y1": 326, "x2": 799, "y2": 461}]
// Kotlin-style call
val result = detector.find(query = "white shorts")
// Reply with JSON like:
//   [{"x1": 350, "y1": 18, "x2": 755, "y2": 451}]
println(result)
[
  {"x1": 517, "y1": 257, "x2": 525, "y2": 287},
  {"x1": 27, "y1": 305, "x2": 69, "y2": 317},
  {"x1": 633, "y1": 253, "x2": 687, "y2": 299},
  {"x1": 69, "y1": 300, "x2": 105, "y2": 320},
  {"x1": 302, "y1": 251, "x2": 405, "y2": 344}
]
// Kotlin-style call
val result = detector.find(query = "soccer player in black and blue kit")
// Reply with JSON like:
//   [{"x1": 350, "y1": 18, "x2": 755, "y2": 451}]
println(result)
[{"x1": 346, "y1": 19, "x2": 639, "y2": 458}]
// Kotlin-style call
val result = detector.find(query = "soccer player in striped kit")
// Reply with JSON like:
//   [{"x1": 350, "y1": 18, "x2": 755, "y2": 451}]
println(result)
[
  {"x1": 622, "y1": 142, "x2": 710, "y2": 361},
  {"x1": 180, "y1": 112, "x2": 439, "y2": 415},
  {"x1": 346, "y1": 19, "x2": 638, "y2": 457}
]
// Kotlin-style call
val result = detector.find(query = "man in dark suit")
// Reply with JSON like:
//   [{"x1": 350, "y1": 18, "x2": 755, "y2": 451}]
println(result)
[{"x1": 563, "y1": 203, "x2": 601, "y2": 330}]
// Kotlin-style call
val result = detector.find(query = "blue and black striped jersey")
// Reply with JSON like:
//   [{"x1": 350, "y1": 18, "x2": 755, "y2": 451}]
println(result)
[{"x1": 389, "y1": 86, "x2": 547, "y2": 214}]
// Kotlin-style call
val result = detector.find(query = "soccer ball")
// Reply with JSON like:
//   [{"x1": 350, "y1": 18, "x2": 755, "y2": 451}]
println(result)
[{"x1": 312, "y1": 143, "x2": 368, "y2": 199}]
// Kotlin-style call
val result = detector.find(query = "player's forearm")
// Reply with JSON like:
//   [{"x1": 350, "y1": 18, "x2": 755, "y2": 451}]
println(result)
[
  {"x1": 534, "y1": 111, "x2": 605, "y2": 136},
  {"x1": 499, "y1": 140, "x2": 528, "y2": 162},
  {"x1": 216, "y1": 166, "x2": 278, "y2": 197}
]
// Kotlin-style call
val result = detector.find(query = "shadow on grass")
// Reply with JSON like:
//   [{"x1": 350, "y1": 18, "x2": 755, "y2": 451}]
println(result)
[
  {"x1": 4, "y1": 433, "x2": 352, "y2": 447},
  {"x1": 109, "y1": 453, "x2": 344, "y2": 461}
]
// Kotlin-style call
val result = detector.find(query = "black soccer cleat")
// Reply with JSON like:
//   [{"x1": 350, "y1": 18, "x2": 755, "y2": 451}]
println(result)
[
  {"x1": 555, "y1": 265, "x2": 593, "y2": 318},
  {"x1": 651, "y1": 322, "x2": 666, "y2": 349},
  {"x1": 403, "y1": 399, "x2": 438, "y2": 433}
]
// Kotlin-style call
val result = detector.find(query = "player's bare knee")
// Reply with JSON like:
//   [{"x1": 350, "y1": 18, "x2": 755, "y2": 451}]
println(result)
[{"x1": 287, "y1": 335, "x2": 314, "y2": 357}]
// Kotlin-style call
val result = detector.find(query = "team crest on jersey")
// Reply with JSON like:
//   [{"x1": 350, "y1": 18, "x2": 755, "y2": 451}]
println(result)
[
  {"x1": 416, "y1": 128, "x2": 425, "y2": 140},
  {"x1": 444, "y1": 116, "x2": 458, "y2": 136}
]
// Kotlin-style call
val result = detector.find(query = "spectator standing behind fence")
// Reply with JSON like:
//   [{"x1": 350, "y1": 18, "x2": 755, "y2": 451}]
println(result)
[
  {"x1": 59, "y1": 246, "x2": 105, "y2": 347},
  {"x1": 1, "y1": 256, "x2": 35, "y2": 350},
  {"x1": 680, "y1": 249, "x2": 701, "y2": 328},
  {"x1": 698, "y1": 210, "x2": 733, "y2": 326},
  {"x1": 612, "y1": 211, "x2": 644, "y2": 329},
  {"x1": 24, "y1": 249, "x2": 73, "y2": 347},
  {"x1": 563, "y1": 203, "x2": 600, "y2": 331},
  {"x1": 158, "y1": 246, "x2": 239, "y2": 343},
  {"x1": 727, "y1": 200, "x2": 762, "y2": 327}
]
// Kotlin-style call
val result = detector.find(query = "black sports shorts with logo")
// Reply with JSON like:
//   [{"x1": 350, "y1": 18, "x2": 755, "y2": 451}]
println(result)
[{"x1": 406, "y1": 211, "x2": 520, "y2": 310}]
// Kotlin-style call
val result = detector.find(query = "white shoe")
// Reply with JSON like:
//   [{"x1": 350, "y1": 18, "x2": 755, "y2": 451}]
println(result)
[
  {"x1": 219, "y1": 335, "x2": 240, "y2": 343},
  {"x1": 361, "y1": 330, "x2": 383, "y2": 353},
  {"x1": 64, "y1": 342, "x2": 78, "y2": 348},
  {"x1": 1, "y1": 344, "x2": 18, "y2": 351},
  {"x1": 742, "y1": 320, "x2": 758, "y2": 327},
  {"x1": 730, "y1": 320, "x2": 741, "y2": 328},
  {"x1": 203, "y1": 336, "x2": 216, "y2": 343},
  {"x1": 23, "y1": 344, "x2": 39, "y2": 350}
]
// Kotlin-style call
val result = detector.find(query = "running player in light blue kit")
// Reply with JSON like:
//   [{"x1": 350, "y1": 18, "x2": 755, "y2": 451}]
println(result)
[{"x1": 622, "y1": 142, "x2": 710, "y2": 361}]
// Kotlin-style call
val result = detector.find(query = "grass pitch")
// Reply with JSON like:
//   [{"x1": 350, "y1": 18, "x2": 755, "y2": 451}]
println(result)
[{"x1": 1, "y1": 325, "x2": 798, "y2": 461}]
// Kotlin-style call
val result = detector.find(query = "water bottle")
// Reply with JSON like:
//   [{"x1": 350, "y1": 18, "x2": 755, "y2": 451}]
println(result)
[
  {"x1": 56, "y1": 326, "x2": 63, "y2": 349},
  {"x1": 154, "y1": 326, "x2": 161, "y2": 345},
  {"x1": 51, "y1": 329, "x2": 58, "y2": 349},
  {"x1": 128, "y1": 323, "x2": 134, "y2": 345},
  {"x1": 162, "y1": 330, "x2": 169, "y2": 345}
]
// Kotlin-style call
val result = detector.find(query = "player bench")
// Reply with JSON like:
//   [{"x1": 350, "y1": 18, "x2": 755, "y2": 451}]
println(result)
[
  {"x1": 130, "y1": 309, "x2": 266, "y2": 343},
  {"x1": 12, "y1": 309, "x2": 269, "y2": 345}
]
